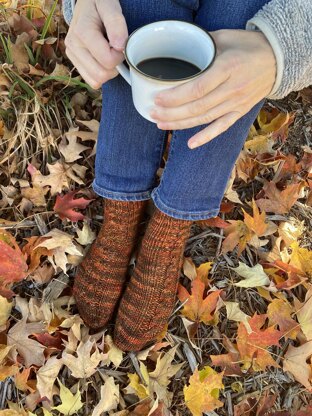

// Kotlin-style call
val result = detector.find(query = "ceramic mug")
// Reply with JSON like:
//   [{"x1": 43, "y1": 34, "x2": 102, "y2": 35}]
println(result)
[{"x1": 116, "y1": 20, "x2": 216, "y2": 122}]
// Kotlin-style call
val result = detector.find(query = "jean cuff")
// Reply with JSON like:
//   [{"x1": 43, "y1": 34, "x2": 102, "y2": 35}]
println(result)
[
  {"x1": 151, "y1": 189, "x2": 220, "y2": 220},
  {"x1": 92, "y1": 180, "x2": 152, "y2": 201}
]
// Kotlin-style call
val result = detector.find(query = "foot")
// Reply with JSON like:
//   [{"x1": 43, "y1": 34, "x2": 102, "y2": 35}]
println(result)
[
  {"x1": 113, "y1": 207, "x2": 192, "y2": 351},
  {"x1": 72, "y1": 198, "x2": 148, "y2": 330}
]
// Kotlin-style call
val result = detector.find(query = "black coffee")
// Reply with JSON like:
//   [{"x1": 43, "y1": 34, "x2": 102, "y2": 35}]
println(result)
[{"x1": 136, "y1": 57, "x2": 201, "y2": 80}]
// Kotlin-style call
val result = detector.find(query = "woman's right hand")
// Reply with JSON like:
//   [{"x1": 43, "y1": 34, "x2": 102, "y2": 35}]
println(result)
[{"x1": 64, "y1": 0, "x2": 128, "y2": 89}]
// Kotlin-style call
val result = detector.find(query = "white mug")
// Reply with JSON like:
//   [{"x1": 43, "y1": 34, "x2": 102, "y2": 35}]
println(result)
[{"x1": 116, "y1": 20, "x2": 216, "y2": 122}]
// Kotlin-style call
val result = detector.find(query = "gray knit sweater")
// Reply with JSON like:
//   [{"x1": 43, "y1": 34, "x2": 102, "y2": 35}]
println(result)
[{"x1": 61, "y1": 0, "x2": 312, "y2": 99}]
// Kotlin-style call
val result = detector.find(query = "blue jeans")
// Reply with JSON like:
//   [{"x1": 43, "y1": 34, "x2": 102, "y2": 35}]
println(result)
[{"x1": 92, "y1": 0, "x2": 268, "y2": 220}]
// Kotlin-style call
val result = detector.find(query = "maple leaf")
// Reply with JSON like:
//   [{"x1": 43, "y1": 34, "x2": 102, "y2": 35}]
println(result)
[
  {"x1": 210, "y1": 336, "x2": 243, "y2": 376},
  {"x1": 53, "y1": 190, "x2": 93, "y2": 221},
  {"x1": 296, "y1": 287, "x2": 312, "y2": 341},
  {"x1": 178, "y1": 277, "x2": 222, "y2": 324},
  {"x1": 232, "y1": 262, "x2": 271, "y2": 288},
  {"x1": 270, "y1": 260, "x2": 307, "y2": 290},
  {"x1": 36, "y1": 356, "x2": 63, "y2": 401},
  {"x1": 222, "y1": 220, "x2": 252, "y2": 256},
  {"x1": 267, "y1": 298, "x2": 299, "y2": 340},
  {"x1": 91, "y1": 376, "x2": 119, "y2": 416},
  {"x1": 237, "y1": 314, "x2": 281, "y2": 372},
  {"x1": 256, "y1": 180, "x2": 303, "y2": 214},
  {"x1": 242, "y1": 199, "x2": 268, "y2": 237},
  {"x1": 62, "y1": 338, "x2": 105, "y2": 378},
  {"x1": 289, "y1": 242, "x2": 312, "y2": 277},
  {"x1": 7, "y1": 319, "x2": 45, "y2": 367},
  {"x1": 0, "y1": 231, "x2": 28, "y2": 296},
  {"x1": 52, "y1": 378, "x2": 83, "y2": 415},
  {"x1": 283, "y1": 341, "x2": 312, "y2": 391},
  {"x1": 183, "y1": 365, "x2": 224, "y2": 415}
]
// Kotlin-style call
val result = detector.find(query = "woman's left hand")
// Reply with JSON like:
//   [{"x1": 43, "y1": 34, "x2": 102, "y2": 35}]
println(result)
[{"x1": 150, "y1": 29, "x2": 277, "y2": 149}]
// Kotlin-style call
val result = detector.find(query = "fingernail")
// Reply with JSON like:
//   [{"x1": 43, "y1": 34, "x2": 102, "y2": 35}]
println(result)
[{"x1": 188, "y1": 141, "x2": 198, "y2": 149}]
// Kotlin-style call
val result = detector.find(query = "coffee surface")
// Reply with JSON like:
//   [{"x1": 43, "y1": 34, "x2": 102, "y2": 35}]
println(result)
[{"x1": 136, "y1": 57, "x2": 200, "y2": 80}]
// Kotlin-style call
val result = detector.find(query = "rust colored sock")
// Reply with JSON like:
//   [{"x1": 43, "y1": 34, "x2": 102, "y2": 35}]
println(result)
[
  {"x1": 72, "y1": 198, "x2": 148, "y2": 330},
  {"x1": 113, "y1": 207, "x2": 192, "y2": 351}
]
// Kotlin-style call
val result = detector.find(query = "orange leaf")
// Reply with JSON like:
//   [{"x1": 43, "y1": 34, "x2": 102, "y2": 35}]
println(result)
[
  {"x1": 243, "y1": 199, "x2": 268, "y2": 237},
  {"x1": 267, "y1": 299, "x2": 299, "y2": 340},
  {"x1": 0, "y1": 231, "x2": 27, "y2": 296},
  {"x1": 177, "y1": 277, "x2": 222, "y2": 324},
  {"x1": 237, "y1": 313, "x2": 281, "y2": 371},
  {"x1": 222, "y1": 220, "x2": 252, "y2": 256}
]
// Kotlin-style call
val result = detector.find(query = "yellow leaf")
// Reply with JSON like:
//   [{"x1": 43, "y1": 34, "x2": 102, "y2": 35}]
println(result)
[
  {"x1": 196, "y1": 262, "x2": 212, "y2": 287},
  {"x1": 52, "y1": 379, "x2": 83, "y2": 416},
  {"x1": 243, "y1": 199, "x2": 268, "y2": 237},
  {"x1": 296, "y1": 287, "x2": 312, "y2": 341},
  {"x1": 290, "y1": 242, "x2": 312, "y2": 276},
  {"x1": 184, "y1": 366, "x2": 224, "y2": 416},
  {"x1": 0, "y1": 295, "x2": 12, "y2": 327},
  {"x1": 127, "y1": 362, "x2": 150, "y2": 399}
]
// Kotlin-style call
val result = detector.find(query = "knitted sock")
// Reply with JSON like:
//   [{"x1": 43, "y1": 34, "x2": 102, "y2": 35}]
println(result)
[
  {"x1": 113, "y1": 207, "x2": 192, "y2": 351},
  {"x1": 73, "y1": 198, "x2": 148, "y2": 330}
]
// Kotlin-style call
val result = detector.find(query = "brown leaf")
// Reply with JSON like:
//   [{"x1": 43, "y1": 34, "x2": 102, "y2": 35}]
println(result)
[
  {"x1": 256, "y1": 181, "x2": 304, "y2": 214},
  {"x1": 53, "y1": 190, "x2": 93, "y2": 221}
]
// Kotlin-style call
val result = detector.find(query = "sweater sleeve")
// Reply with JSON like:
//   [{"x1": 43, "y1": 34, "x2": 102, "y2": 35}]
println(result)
[
  {"x1": 62, "y1": 0, "x2": 75, "y2": 25},
  {"x1": 246, "y1": 0, "x2": 312, "y2": 99}
]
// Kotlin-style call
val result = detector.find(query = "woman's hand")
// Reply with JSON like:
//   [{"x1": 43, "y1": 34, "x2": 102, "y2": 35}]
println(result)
[
  {"x1": 64, "y1": 0, "x2": 128, "y2": 89},
  {"x1": 150, "y1": 29, "x2": 277, "y2": 149}
]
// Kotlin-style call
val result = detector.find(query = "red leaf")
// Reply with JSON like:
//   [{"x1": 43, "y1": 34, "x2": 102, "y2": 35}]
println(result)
[
  {"x1": 0, "y1": 232, "x2": 28, "y2": 296},
  {"x1": 53, "y1": 190, "x2": 93, "y2": 221}
]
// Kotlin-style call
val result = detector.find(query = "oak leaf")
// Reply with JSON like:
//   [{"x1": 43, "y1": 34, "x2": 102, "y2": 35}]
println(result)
[
  {"x1": 53, "y1": 190, "x2": 93, "y2": 221},
  {"x1": 183, "y1": 366, "x2": 224, "y2": 416},
  {"x1": 7, "y1": 319, "x2": 45, "y2": 367},
  {"x1": 59, "y1": 133, "x2": 90, "y2": 163},
  {"x1": 75, "y1": 221, "x2": 96, "y2": 246},
  {"x1": 178, "y1": 277, "x2": 222, "y2": 324}
]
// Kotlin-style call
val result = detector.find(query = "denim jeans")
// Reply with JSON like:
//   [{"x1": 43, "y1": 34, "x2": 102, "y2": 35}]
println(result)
[{"x1": 92, "y1": 0, "x2": 268, "y2": 220}]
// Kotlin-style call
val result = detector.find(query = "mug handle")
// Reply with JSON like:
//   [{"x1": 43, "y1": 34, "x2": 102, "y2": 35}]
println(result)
[{"x1": 116, "y1": 63, "x2": 131, "y2": 85}]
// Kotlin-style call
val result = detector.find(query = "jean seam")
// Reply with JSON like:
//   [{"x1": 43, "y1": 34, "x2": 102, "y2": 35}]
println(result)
[
  {"x1": 154, "y1": 129, "x2": 178, "y2": 195},
  {"x1": 152, "y1": 192, "x2": 220, "y2": 217}
]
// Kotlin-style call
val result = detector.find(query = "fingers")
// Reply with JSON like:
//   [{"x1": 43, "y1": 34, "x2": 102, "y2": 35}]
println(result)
[
  {"x1": 66, "y1": 47, "x2": 118, "y2": 89},
  {"x1": 150, "y1": 83, "x2": 232, "y2": 123},
  {"x1": 154, "y1": 59, "x2": 230, "y2": 108},
  {"x1": 97, "y1": 0, "x2": 128, "y2": 50},
  {"x1": 187, "y1": 112, "x2": 241, "y2": 149}
]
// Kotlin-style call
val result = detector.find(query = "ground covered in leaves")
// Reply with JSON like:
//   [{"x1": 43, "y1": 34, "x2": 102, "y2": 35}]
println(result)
[{"x1": 0, "y1": 1, "x2": 312, "y2": 415}]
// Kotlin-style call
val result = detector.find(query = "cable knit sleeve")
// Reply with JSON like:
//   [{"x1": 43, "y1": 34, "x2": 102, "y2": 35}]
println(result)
[
  {"x1": 246, "y1": 0, "x2": 312, "y2": 99},
  {"x1": 62, "y1": 0, "x2": 74, "y2": 26}
]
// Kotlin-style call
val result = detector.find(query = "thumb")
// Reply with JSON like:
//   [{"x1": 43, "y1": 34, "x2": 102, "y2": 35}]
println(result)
[{"x1": 97, "y1": 0, "x2": 128, "y2": 51}]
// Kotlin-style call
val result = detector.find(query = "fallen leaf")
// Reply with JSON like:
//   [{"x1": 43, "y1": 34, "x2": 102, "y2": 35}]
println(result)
[
  {"x1": 267, "y1": 298, "x2": 299, "y2": 340},
  {"x1": 0, "y1": 295, "x2": 12, "y2": 327},
  {"x1": 36, "y1": 356, "x2": 63, "y2": 402},
  {"x1": 296, "y1": 287, "x2": 312, "y2": 340},
  {"x1": 7, "y1": 319, "x2": 45, "y2": 367},
  {"x1": 222, "y1": 220, "x2": 252, "y2": 255},
  {"x1": 290, "y1": 242, "x2": 312, "y2": 276},
  {"x1": 256, "y1": 181, "x2": 303, "y2": 214},
  {"x1": 283, "y1": 341, "x2": 312, "y2": 391},
  {"x1": 178, "y1": 277, "x2": 222, "y2": 324},
  {"x1": 231, "y1": 262, "x2": 270, "y2": 288},
  {"x1": 59, "y1": 133, "x2": 90, "y2": 163},
  {"x1": 243, "y1": 199, "x2": 268, "y2": 236},
  {"x1": 62, "y1": 338, "x2": 104, "y2": 378},
  {"x1": 53, "y1": 190, "x2": 93, "y2": 221},
  {"x1": 183, "y1": 365, "x2": 224, "y2": 416},
  {"x1": 52, "y1": 379, "x2": 83, "y2": 415},
  {"x1": 75, "y1": 221, "x2": 96, "y2": 246},
  {"x1": 92, "y1": 376, "x2": 119, "y2": 416}
]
